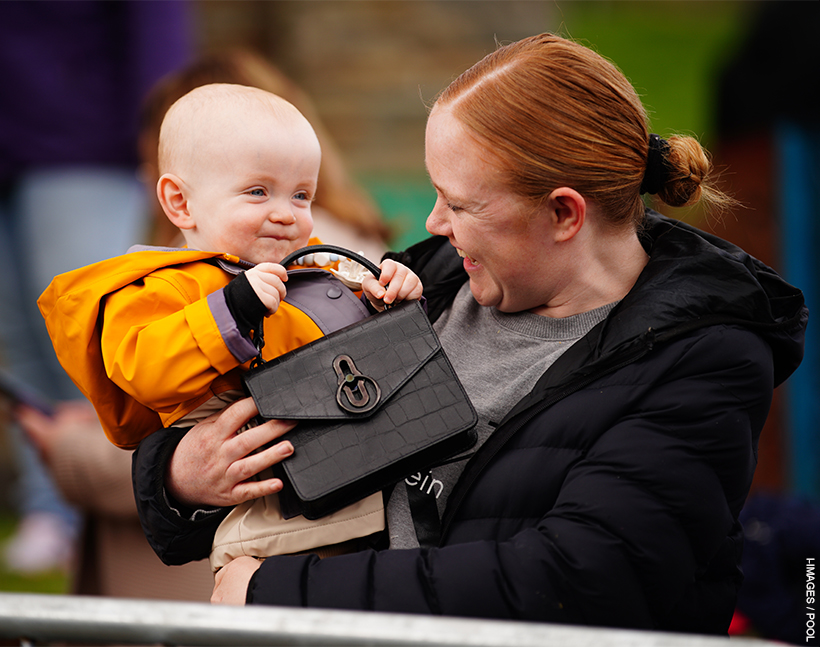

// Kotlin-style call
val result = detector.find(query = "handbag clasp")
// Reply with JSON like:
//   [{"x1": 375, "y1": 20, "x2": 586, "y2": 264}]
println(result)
[{"x1": 333, "y1": 355, "x2": 380, "y2": 413}]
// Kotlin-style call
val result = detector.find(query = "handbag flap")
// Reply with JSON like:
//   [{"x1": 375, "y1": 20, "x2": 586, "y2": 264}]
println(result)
[{"x1": 244, "y1": 300, "x2": 440, "y2": 420}]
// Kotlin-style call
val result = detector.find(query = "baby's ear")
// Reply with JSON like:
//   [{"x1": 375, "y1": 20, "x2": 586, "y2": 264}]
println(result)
[{"x1": 157, "y1": 173, "x2": 194, "y2": 230}]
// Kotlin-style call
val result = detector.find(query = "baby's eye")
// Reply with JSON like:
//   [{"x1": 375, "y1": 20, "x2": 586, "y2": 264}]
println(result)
[
  {"x1": 248, "y1": 188, "x2": 266, "y2": 197},
  {"x1": 293, "y1": 191, "x2": 311, "y2": 202}
]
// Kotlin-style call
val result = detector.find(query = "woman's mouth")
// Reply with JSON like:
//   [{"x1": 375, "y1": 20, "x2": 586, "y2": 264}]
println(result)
[{"x1": 456, "y1": 247, "x2": 480, "y2": 270}]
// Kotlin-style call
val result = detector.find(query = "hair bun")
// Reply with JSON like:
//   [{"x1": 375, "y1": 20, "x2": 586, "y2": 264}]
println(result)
[{"x1": 657, "y1": 135, "x2": 709, "y2": 208}]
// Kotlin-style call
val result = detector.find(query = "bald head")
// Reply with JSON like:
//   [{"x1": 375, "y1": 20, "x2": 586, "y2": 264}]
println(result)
[
  {"x1": 158, "y1": 83, "x2": 318, "y2": 178},
  {"x1": 154, "y1": 82, "x2": 322, "y2": 261}
]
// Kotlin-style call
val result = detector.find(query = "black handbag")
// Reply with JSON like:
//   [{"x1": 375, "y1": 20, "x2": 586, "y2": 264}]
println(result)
[{"x1": 243, "y1": 245, "x2": 477, "y2": 520}]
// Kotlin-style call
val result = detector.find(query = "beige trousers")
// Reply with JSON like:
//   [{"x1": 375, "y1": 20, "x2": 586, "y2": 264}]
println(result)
[{"x1": 210, "y1": 488, "x2": 384, "y2": 571}]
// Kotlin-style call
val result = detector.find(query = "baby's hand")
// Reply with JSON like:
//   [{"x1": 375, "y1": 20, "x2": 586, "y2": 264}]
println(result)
[
  {"x1": 361, "y1": 260, "x2": 423, "y2": 311},
  {"x1": 245, "y1": 263, "x2": 288, "y2": 315}
]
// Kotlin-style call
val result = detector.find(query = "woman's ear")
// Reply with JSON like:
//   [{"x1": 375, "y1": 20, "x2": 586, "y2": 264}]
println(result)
[
  {"x1": 157, "y1": 173, "x2": 194, "y2": 230},
  {"x1": 547, "y1": 187, "x2": 586, "y2": 242}
]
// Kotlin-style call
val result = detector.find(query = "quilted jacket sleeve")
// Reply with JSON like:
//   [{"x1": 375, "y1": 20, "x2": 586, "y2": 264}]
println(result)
[
  {"x1": 245, "y1": 326, "x2": 773, "y2": 633},
  {"x1": 132, "y1": 425, "x2": 231, "y2": 565}
]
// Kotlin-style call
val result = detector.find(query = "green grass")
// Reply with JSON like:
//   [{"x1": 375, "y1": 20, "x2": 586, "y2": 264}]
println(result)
[
  {"x1": 556, "y1": 0, "x2": 753, "y2": 148},
  {"x1": 0, "y1": 511, "x2": 70, "y2": 595}
]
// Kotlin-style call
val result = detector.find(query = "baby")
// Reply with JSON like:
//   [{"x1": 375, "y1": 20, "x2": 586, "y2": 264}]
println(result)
[{"x1": 40, "y1": 84, "x2": 423, "y2": 569}]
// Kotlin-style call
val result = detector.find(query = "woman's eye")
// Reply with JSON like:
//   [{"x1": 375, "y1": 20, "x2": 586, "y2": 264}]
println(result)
[{"x1": 448, "y1": 203, "x2": 463, "y2": 213}]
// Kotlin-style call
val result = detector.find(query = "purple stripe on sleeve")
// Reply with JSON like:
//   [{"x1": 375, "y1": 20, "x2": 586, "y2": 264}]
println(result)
[{"x1": 207, "y1": 289, "x2": 258, "y2": 363}]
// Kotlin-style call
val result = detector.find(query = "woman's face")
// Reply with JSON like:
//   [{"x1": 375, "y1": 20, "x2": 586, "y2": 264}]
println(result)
[{"x1": 425, "y1": 106, "x2": 563, "y2": 314}]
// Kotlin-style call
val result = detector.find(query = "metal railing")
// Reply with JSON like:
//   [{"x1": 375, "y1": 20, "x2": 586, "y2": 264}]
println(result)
[{"x1": 0, "y1": 592, "x2": 777, "y2": 646}]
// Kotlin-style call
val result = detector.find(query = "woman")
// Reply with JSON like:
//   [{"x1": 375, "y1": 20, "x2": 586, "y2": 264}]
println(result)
[{"x1": 132, "y1": 34, "x2": 807, "y2": 634}]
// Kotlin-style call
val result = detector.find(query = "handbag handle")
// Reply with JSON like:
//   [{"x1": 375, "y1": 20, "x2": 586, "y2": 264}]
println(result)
[
  {"x1": 281, "y1": 244, "x2": 382, "y2": 280},
  {"x1": 250, "y1": 245, "x2": 383, "y2": 365}
]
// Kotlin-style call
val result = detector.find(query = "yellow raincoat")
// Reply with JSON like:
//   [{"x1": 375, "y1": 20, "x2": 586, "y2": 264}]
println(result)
[
  {"x1": 41, "y1": 242, "x2": 387, "y2": 566},
  {"x1": 38, "y1": 242, "x2": 328, "y2": 449}
]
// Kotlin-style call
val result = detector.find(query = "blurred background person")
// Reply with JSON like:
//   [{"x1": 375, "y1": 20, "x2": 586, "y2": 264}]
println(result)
[
  {"x1": 0, "y1": 0, "x2": 192, "y2": 574},
  {"x1": 15, "y1": 400, "x2": 213, "y2": 600}
]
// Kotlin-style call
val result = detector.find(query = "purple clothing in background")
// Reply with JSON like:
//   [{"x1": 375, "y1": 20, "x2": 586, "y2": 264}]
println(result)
[{"x1": 0, "y1": 0, "x2": 193, "y2": 184}]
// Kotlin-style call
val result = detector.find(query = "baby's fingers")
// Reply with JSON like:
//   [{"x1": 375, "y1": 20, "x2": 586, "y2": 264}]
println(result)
[
  {"x1": 361, "y1": 274, "x2": 386, "y2": 305},
  {"x1": 379, "y1": 261, "x2": 423, "y2": 304},
  {"x1": 246, "y1": 265, "x2": 287, "y2": 313},
  {"x1": 254, "y1": 262, "x2": 288, "y2": 283},
  {"x1": 395, "y1": 275, "x2": 424, "y2": 302}
]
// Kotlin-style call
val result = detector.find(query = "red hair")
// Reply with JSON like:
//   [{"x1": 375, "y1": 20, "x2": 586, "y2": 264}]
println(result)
[{"x1": 436, "y1": 34, "x2": 728, "y2": 229}]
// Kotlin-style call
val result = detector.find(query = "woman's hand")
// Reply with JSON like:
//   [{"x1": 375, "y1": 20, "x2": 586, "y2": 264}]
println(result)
[
  {"x1": 166, "y1": 397, "x2": 295, "y2": 508},
  {"x1": 211, "y1": 556, "x2": 262, "y2": 605}
]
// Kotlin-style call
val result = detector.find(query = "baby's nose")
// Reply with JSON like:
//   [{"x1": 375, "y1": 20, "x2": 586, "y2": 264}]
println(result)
[{"x1": 270, "y1": 206, "x2": 296, "y2": 225}]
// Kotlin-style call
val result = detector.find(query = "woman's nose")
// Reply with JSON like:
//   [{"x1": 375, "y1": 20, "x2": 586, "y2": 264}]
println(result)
[{"x1": 426, "y1": 202, "x2": 450, "y2": 236}]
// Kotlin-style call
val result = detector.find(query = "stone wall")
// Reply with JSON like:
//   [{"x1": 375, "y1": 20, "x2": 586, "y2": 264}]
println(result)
[{"x1": 195, "y1": 1, "x2": 557, "y2": 178}]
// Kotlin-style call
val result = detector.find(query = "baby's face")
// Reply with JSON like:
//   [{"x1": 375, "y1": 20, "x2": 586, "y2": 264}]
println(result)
[{"x1": 181, "y1": 106, "x2": 320, "y2": 265}]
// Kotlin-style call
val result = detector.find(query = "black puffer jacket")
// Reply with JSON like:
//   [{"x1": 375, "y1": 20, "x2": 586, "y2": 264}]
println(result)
[{"x1": 133, "y1": 211, "x2": 807, "y2": 634}]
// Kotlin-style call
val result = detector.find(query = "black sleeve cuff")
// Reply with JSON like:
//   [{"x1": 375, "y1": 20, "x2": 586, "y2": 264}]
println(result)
[
  {"x1": 132, "y1": 425, "x2": 231, "y2": 565},
  {"x1": 223, "y1": 271, "x2": 269, "y2": 339}
]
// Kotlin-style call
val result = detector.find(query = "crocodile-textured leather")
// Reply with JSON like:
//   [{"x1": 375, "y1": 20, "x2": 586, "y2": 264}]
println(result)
[{"x1": 243, "y1": 300, "x2": 477, "y2": 520}]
